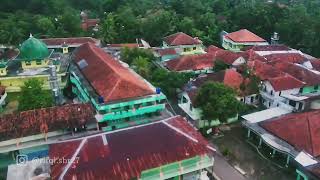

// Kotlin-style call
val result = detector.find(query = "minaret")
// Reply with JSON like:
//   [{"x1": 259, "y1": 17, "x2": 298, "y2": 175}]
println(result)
[
  {"x1": 271, "y1": 32, "x2": 279, "y2": 45},
  {"x1": 48, "y1": 60, "x2": 63, "y2": 105}
]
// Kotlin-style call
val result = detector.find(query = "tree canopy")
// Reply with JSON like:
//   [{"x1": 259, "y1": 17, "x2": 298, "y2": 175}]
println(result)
[
  {"x1": 1, "y1": 0, "x2": 320, "y2": 57},
  {"x1": 195, "y1": 82, "x2": 241, "y2": 122},
  {"x1": 18, "y1": 79, "x2": 53, "y2": 111}
]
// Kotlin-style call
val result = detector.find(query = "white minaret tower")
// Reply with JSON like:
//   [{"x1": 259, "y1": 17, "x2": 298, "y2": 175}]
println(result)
[
  {"x1": 48, "y1": 60, "x2": 63, "y2": 105},
  {"x1": 271, "y1": 32, "x2": 279, "y2": 45}
]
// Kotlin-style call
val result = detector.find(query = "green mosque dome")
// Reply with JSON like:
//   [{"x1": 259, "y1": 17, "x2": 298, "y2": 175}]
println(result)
[{"x1": 19, "y1": 34, "x2": 49, "y2": 60}]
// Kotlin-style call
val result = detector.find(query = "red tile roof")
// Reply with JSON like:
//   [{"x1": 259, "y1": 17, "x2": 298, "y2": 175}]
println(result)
[
  {"x1": 156, "y1": 48, "x2": 177, "y2": 56},
  {"x1": 273, "y1": 62, "x2": 320, "y2": 86},
  {"x1": 244, "y1": 45, "x2": 291, "y2": 51},
  {"x1": 0, "y1": 103, "x2": 94, "y2": 141},
  {"x1": 268, "y1": 75, "x2": 305, "y2": 91},
  {"x1": 163, "y1": 32, "x2": 201, "y2": 46},
  {"x1": 49, "y1": 116, "x2": 212, "y2": 180},
  {"x1": 73, "y1": 43, "x2": 154, "y2": 102},
  {"x1": 248, "y1": 60, "x2": 284, "y2": 80},
  {"x1": 107, "y1": 44, "x2": 140, "y2": 48},
  {"x1": 81, "y1": 19, "x2": 100, "y2": 31},
  {"x1": 41, "y1": 37, "x2": 99, "y2": 47},
  {"x1": 206, "y1": 45, "x2": 223, "y2": 53},
  {"x1": 263, "y1": 53, "x2": 306, "y2": 64},
  {"x1": 261, "y1": 110, "x2": 320, "y2": 157},
  {"x1": 214, "y1": 50, "x2": 244, "y2": 65},
  {"x1": 225, "y1": 29, "x2": 266, "y2": 43},
  {"x1": 165, "y1": 53, "x2": 215, "y2": 71},
  {"x1": 310, "y1": 59, "x2": 320, "y2": 71},
  {"x1": 186, "y1": 69, "x2": 244, "y2": 97}
]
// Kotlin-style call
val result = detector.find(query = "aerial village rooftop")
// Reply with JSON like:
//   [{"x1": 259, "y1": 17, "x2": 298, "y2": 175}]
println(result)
[{"x1": 0, "y1": 19, "x2": 320, "y2": 180}]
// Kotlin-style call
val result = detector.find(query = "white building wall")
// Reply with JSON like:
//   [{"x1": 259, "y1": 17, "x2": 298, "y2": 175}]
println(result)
[
  {"x1": 260, "y1": 81, "x2": 301, "y2": 110},
  {"x1": 178, "y1": 92, "x2": 202, "y2": 121}
]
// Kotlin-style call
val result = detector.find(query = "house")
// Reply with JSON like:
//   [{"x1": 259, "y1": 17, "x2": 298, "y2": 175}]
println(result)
[
  {"x1": 165, "y1": 53, "x2": 215, "y2": 73},
  {"x1": 49, "y1": 115, "x2": 215, "y2": 180},
  {"x1": 0, "y1": 35, "x2": 69, "y2": 92},
  {"x1": 0, "y1": 103, "x2": 94, "y2": 167},
  {"x1": 154, "y1": 48, "x2": 179, "y2": 62},
  {"x1": 242, "y1": 109, "x2": 320, "y2": 180},
  {"x1": 41, "y1": 37, "x2": 101, "y2": 54},
  {"x1": 80, "y1": 11, "x2": 100, "y2": 31},
  {"x1": 163, "y1": 32, "x2": 205, "y2": 56},
  {"x1": 222, "y1": 29, "x2": 268, "y2": 52},
  {"x1": 70, "y1": 43, "x2": 167, "y2": 131},
  {"x1": 260, "y1": 74, "x2": 305, "y2": 109},
  {"x1": 179, "y1": 69, "x2": 259, "y2": 130},
  {"x1": 213, "y1": 50, "x2": 247, "y2": 68}
]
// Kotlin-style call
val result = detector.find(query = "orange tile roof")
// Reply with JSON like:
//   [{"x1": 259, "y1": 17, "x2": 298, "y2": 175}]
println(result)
[
  {"x1": 268, "y1": 75, "x2": 305, "y2": 91},
  {"x1": 261, "y1": 110, "x2": 320, "y2": 157},
  {"x1": 73, "y1": 43, "x2": 154, "y2": 102},
  {"x1": 165, "y1": 54, "x2": 214, "y2": 71},
  {"x1": 164, "y1": 32, "x2": 201, "y2": 46},
  {"x1": 225, "y1": 29, "x2": 266, "y2": 43}
]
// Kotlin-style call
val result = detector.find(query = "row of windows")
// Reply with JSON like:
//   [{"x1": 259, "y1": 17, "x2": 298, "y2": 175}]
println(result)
[
  {"x1": 25, "y1": 60, "x2": 43, "y2": 66},
  {"x1": 183, "y1": 47, "x2": 197, "y2": 52}
]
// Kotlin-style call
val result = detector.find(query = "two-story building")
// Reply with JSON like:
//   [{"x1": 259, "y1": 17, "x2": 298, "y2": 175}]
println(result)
[
  {"x1": 49, "y1": 115, "x2": 215, "y2": 180},
  {"x1": 163, "y1": 32, "x2": 205, "y2": 56},
  {"x1": 70, "y1": 43, "x2": 167, "y2": 131},
  {"x1": 165, "y1": 53, "x2": 215, "y2": 74},
  {"x1": 179, "y1": 69, "x2": 259, "y2": 131},
  {"x1": 222, "y1": 29, "x2": 268, "y2": 52}
]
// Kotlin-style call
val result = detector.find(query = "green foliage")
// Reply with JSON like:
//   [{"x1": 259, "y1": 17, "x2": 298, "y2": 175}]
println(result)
[
  {"x1": 213, "y1": 60, "x2": 229, "y2": 72},
  {"x1": 1, "y1": 0, "x2": 320, "y2": 56},
  {"x1": 132, "y1": 56, "x2": 151, "y2": 79},
  {"x1": 195, "y1": 82, "x2": 241, "y2": 123},
  {"x1": 150, "y1": 69, "x2": 193, "y2": 98},
  {"x1": 18, "y1": 79, "x2": 53, "y2": 111},
  {"x1": 120, "y1": 47, "x2": 155, "y2": 65}
]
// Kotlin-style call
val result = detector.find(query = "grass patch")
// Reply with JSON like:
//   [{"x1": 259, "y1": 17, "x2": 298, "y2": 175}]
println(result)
[{"x1": 6, "y1": 92, "x2": 21, "y2": 103}]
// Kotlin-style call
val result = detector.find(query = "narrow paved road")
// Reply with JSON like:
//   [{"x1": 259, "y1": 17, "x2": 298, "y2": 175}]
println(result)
[{"x1": 213, "y1": 153, "x2": 247, "y2": 180}]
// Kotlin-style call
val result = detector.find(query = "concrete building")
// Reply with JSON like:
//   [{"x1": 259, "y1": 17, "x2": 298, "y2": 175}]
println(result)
[
  {"x1": 222, "y1": 29, "x2": 268, "y2": 52},
  {"x1": 49, "y1": 116, "x2": 215, "y2": 180},
  {"x1": 70, "y1": 43, "x2": 167, "y2": 131}
]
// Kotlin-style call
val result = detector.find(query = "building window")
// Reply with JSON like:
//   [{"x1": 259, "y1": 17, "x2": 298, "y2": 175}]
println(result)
[
  {"x1": 289, "y1": 100, "x2": 296, "y2": 107},
  {"x1": 25, "y1": 61, "x2": 31, "y2": 66},
  {"x1": 189, "y1": 104, "x2": 193, "y2": 111},
  {"x1": 183, "y1": 48, "x2": 187, "y2": 52},
  {"x1": 268, "y1": 102, "x2": 271, "y2": 107},
  {"x1": 270, "y1": 91, "x2": 273, "y2": 96},
  {"x1": 182, "y1": 96, "x2": 188, "y2": 103},
  {"x1": 279, "y1": 91, "x2": 282, "y2": 96},
  {"x1": 36, "y1": 60, "x2": 42, "y2": 65},
  {"x1": 315, "y1": 85, "x2": 319, "y2": 91},
  {"x1": 0, "y1": 70, "x2": 3, "y2": 74},
  {"x1": 251, "y1": 96, "x2": 254, "y2": 103},
  {"x1": 299, "y1": 88, "x2": 303, "y2": 93},
  {"x1": 193, "y1": 47, "x2": 196, "y2": 50}
]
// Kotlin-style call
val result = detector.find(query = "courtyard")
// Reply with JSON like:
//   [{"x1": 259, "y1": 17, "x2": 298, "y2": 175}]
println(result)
[{"x1": 211, "y1": 123, "x2": 296, "y2": 180}]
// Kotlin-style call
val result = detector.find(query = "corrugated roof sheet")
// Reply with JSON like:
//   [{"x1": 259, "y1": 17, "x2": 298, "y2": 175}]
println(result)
[
  {"x1": 49, "y1": 116, "x2": 212, "y2": 180},
  {"x1": 260, "y1": 110, "x2": 320, "y2": 157},
  {"x1": 41, "y1": 37, "x2": 99, "y2": 47}
]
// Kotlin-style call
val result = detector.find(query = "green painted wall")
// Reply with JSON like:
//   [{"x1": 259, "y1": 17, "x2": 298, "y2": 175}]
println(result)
[
  {"x1": 301, "y1": 85, "x2": 320, "y2": 94},
  {"x1": 70, "y1": 73, "x2": 166, "y2": 125}
]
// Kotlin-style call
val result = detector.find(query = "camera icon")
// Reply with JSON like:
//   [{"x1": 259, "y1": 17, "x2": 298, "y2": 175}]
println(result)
[{"x1": 16, "y1": 154, "x2": 28, "y2": 165}]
